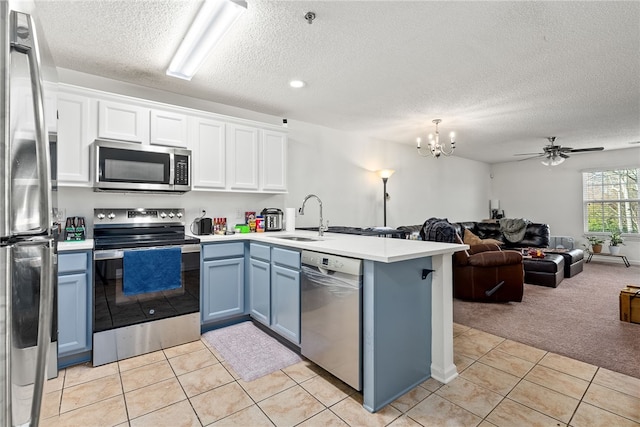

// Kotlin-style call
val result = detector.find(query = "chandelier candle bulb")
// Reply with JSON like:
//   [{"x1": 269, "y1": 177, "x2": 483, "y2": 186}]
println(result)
[{"x1": 416, "y1": 119, "x2": 457, "y2": 158}]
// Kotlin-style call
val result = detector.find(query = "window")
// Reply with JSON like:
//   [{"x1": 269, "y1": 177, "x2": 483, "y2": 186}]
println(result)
[{"x1": 583, "y1": 168, "x2": 639, "y2": 234}]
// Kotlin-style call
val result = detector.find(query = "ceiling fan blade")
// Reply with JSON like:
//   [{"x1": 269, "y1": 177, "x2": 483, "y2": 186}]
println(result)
[
  {"x1": 558, "y1": 147, "x2": 573, "y2": 152},
  {"x1": 568, "y1": 147, "x2": 604, "y2": 153},
  {"x1": 517, "y1": 154, "x2": 545, "y2": 161},
  {"x1": 559, "y1": 152, "x2": 570, "y2": 159},
  {"x1": 514, "y1": 152, "x2": 544, "y2": 156}
]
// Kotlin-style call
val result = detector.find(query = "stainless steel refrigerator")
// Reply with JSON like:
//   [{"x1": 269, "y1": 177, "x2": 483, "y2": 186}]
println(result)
[{"x1": 1, "y1": 1, "x2": 58, "y2": 425}]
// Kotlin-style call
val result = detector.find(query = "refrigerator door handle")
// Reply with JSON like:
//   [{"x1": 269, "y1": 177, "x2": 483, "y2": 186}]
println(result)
[
  {"x1": 30, "y1": 241, "x2": 54, "y2": 425},
  {"x1": 10, "y1": 10, "x2": 52, "y2": 236}
]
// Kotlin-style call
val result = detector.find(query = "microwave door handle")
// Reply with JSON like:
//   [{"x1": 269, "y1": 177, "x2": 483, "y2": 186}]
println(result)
[
  {"x1": 11, "y1": 11, "x2": 52, "y2": 235},
  {"x1": 169, "y1": 152, "x2": 175, "y2": 186}
]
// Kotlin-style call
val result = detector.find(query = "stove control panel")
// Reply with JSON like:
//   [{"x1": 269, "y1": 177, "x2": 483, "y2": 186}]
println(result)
[{"x1": 94, "y1": 208, "x2": 186, "y2": 226}]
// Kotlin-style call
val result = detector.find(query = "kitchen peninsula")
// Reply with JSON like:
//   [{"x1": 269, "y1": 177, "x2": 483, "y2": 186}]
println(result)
[{"x1": 196, "y1": 230, "x2": 466, "y2": 413}]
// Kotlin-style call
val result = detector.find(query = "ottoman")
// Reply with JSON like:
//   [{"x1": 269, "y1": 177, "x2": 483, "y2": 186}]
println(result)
[
  {"x1": 523, "y1": 254, "x2": 565, "y2": 288},
  {"x1": 557, "y1": 249, "x2": 584, "y2": 277}
]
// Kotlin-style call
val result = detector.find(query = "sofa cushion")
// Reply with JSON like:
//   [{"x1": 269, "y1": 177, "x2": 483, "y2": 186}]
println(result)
[
  {"x1": 463, "y1": 229, "x2": 483, "y2": 245},
  {"x1": 468, "y1": 250, "x2": 523, "y2": 267},
  {"x1": 464, "y1": 228, "x2": 504, "y2": 247}
]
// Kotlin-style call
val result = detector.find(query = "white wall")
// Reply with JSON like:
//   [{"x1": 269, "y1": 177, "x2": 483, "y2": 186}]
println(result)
[
  {"x1": 490, "y1": 147, "x2": 640, "y2": 264},
  {"x1": 59, "y1": 69, "x2": 638, "y2": 266},
  {"x1": 56, "y1": 70, "x2": 492, "y2": 235}
]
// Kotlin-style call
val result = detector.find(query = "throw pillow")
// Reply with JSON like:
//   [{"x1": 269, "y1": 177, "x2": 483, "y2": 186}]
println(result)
[
  {"x1": 463, "y1": 228, "x2": 483, "y2": 246},
  {"x1": 482, "y1": 238, "x2": 504, "y2": 246}
]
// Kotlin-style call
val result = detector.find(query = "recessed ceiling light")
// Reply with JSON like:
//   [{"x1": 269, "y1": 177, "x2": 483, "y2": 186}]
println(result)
[{"x1": 289, "y1": 80, "x2": 306, "y2": 88}]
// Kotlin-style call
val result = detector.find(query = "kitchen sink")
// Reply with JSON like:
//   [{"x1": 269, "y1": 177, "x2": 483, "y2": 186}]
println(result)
[{"x1": 274, "y1": 236, "x2": 322, "y2": 242}]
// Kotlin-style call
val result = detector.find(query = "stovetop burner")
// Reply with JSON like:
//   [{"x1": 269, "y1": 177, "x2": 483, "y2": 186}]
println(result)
[{"x1": 93, "y1": 208, "x2": 200, "y2": 250}]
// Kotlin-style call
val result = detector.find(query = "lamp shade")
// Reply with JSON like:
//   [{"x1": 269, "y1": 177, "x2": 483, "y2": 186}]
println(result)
[
  {"x1": 377, "y1": 169, "x2": 395, "y2": 179},
  {"x1": 490, "y1": 199, "x2": 500, "y2": 210}
]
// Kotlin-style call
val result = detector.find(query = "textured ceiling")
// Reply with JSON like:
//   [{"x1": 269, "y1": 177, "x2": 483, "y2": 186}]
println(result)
[{"x1": 34, "y1": 0, "x2": 640, "y2": 164}]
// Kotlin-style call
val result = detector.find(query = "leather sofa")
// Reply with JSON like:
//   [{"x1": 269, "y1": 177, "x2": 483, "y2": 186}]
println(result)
[
  {"x1": 452, "y1": 221, "x2": 550, "y2": 249},
  {"x1": 397, "y1": 220, "x2": 551, "y2": 248},
  {"x1": 398, "y1": 220, "x2": 525, "y2": 302},
  {"x1": 453, "y1": 243, "x2": 524, "y2": 302}
]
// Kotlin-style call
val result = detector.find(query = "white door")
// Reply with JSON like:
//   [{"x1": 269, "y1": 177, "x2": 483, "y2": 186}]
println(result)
[
  {"x1": 97, "y1": 100, "x2": 148, "y2": 143},
  {"x1": 150, "y1": 109, "x2": 188, "y2": 147},
  {"x1": 227, "y1": 124, "x2": 259, "y2": 190},
  {"x1": 189, "y1": 117, "x2": 226, "y2": 189},
  {"x1": 57, "y1": 92, "x2": 91, "y2": 184},
  {"x1": 261, "y1": 130, "x2": 287, "y2": 192}
]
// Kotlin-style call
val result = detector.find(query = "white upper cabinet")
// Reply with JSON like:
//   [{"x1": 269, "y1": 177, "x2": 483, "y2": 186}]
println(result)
[
  {"x1": 261, "y1": 130, "x2": 287, "y2": 192},
  {"x1": 227, "y1": 123, "x2": 259, "y2": 191},
  {"x1": 98, "y1": 100, "x2": 148, "y2": 143},
  {"x1": 44, "y1": 82, "x2": 58, "y2": 134},
  {"x1": 56, "y1": 84, "x2": 287, "y2": 192},
  {"x1": 150, "y1": 109, "x2": 188, "y2": 148},
  {"x1": 189, "y1": 116, "x2": 226, "y2": 189},
  {"x1": 98, "y1": 100, "x2": 188, "y2": 148},
  {"x1": 56, "y1": 91, "x2": 93, "y2": 185}
]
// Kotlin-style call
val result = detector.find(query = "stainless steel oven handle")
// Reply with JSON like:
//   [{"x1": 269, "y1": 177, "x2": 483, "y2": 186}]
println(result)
[{"x1": 94, "y1": 244, "x2": 201, "y2": 261}]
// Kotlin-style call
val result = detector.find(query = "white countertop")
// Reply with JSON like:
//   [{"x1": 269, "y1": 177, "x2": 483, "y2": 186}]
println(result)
[
  {"x1": 55, "y1": 232, "x2": 468, "y2": 262},
  {"x1": 193, "y1": 230, "x2": 467, "y2": 263},
  {"x1": 58, "y1": 239, "x2": 94, "y2": 251}
]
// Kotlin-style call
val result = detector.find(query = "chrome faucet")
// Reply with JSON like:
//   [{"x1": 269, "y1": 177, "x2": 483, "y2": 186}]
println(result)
[{"x1": 299, "y1": 194, "x2": 327, "y2": 236}]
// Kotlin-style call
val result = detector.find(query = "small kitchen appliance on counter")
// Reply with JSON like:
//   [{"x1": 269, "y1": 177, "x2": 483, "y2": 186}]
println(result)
[
  {"x1": 260, "y1": 208, "x2": 284, "y2": 231},
  {"x1": 192, "y1": 217, "x2": 212, "y2": 235}
]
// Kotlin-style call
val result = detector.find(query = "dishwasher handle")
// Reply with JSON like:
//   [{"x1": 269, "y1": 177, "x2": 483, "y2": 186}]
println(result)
[{"x1": 302, "y1": 265, "x2": 361, "y2": 290}]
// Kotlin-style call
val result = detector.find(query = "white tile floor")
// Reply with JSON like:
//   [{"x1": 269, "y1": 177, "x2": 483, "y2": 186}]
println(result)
[{"x1": 40, "y1": 323, "x2": 640, "y2": 426}]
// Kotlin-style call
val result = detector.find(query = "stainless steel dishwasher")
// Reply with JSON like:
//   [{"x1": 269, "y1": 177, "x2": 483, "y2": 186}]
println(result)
[{"x1": 301, "y1": 250, "x2": 363, "y2": 390}]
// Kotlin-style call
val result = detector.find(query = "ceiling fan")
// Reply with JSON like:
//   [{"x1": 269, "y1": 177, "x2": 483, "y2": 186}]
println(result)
[{"x1": 514, "y1": 137, "x2": 604, "y2": 166}]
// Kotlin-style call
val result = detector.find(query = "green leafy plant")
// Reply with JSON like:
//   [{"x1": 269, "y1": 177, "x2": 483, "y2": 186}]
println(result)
[
  {"x1": 609, "y1": 230, "x2": 625, "y2": 246},
  {"x1": 585, "y1": 235, "x2": 604, "y2": 246}
]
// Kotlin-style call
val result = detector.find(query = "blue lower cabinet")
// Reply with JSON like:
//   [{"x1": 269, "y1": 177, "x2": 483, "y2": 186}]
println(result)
[
  {"x1": 58, "y1": 251, "x2": 92, "y2": 367},
  {"x1": 201, "y1": 242, "x2": 246, "y2": 324},
  {"x1": 248, "y1": 244, "x2": 301, "y2": 345},
  {"x1": 271, "y1": 264, "x2": 300, "y2": 344},
  {"x1": 249, "y1": 257, "x2": 270, "y2": 325},
  {"x1": 202, "y1": 257, "x2": 245, "y2": 323}
]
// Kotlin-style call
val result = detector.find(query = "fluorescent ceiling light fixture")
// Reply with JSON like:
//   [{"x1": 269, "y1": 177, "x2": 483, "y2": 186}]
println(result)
[
  {"x1": 167, "y1": 0, "x2": 247, "y2": 80},
  {"x1": 289, "y1": 80, "x2": 306, "y2": 88}
]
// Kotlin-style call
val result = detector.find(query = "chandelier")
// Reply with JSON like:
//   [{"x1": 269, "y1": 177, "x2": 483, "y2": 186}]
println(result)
[{"x1": 416, "y1": 119, "x2": 456, "y2": 158}]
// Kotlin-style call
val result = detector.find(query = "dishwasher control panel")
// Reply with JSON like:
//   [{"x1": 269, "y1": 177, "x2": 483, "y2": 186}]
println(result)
[{"x1": 301, "y1": 250, "x2": 362, "y2": 275}]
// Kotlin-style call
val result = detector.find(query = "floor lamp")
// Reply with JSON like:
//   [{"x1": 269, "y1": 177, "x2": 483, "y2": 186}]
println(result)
[{"x1": 377, "y1": 169, "x2": 395, "y2": 226}]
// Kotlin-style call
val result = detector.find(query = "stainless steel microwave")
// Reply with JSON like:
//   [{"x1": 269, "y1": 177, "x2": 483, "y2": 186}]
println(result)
[{"x1": 93, "y1": 139, "x2": 191, "y2": 193}]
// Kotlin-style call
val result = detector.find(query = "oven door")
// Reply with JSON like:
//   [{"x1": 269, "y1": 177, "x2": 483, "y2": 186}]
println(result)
[{"x1": 93, "y1": 244, "x2": 200, "y2": 333}]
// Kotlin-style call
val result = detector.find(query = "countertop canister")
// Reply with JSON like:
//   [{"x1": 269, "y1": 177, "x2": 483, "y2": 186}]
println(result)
[{"x1": 285, "y1": 208, "x2": 296, "y2": 232}]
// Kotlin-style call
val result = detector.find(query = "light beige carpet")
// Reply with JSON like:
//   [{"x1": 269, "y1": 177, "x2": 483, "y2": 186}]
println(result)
[
  {"x1": 203, "y1": 321, "x2": 301, "y2": 381},
  {"x1": 454, "y1": 261, "x2": 640, "y2": 378}
]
